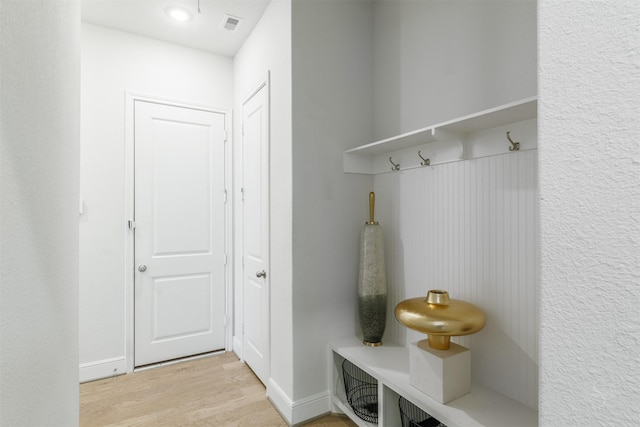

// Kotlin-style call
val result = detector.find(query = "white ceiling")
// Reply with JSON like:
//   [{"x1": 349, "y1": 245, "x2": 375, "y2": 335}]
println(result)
[{"x1": 81, "y1": 0, "x2": 271, "y2": 57}]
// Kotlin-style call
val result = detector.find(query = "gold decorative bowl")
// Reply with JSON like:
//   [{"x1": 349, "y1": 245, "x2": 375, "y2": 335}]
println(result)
[{"x1": 394, "y1": 290, "x2": 486, "y2": 350}]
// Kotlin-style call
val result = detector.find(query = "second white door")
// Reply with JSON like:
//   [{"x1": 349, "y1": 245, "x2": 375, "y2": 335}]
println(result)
[
  {"x1": 242, "y1": 82, "x2": 270, "y2": 385},
  {"x1": 134, "y1": 100, "x2": 226, "y2": 367}
]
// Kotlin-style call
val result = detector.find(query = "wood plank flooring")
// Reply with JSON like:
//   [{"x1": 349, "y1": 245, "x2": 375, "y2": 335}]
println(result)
[{"x1": 80, "y1": 352, "x2": 356, "y2": 427}]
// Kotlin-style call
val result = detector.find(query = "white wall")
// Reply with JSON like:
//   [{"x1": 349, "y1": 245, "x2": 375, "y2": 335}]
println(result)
[
  {"x1": 291, "y1": 0, "x2": 374, "y2": 411},
  {"x1": 232, "y1": 0, "x2": 294, "y2": 413},
  {"x1": 538, "y1": 1, "x2": 640, "y2": 425},
  {"x1": 367, "y1": 0, "x2": 539, "y2": 410},
  {"x1": 373, "y1": 0, "x2": 537, "y2": 140},
  {"x1": 0, "y1": 1, "x2": 80, "y2": 426},
  {"x1": 80, "y1": 24, "x2": 233, "y2": 380}
]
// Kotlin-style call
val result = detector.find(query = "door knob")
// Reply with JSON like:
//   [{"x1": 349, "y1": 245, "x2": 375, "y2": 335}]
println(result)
[
  {"x1": 138, "y1": 264, "x2": 148, "y2": 272},
  {"x1": 256, "y1": 270, "x2": 266, "y2": 278}
]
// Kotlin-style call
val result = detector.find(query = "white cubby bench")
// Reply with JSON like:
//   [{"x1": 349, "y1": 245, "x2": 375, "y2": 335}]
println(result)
[{"x1": 330, "y1": 337, "x2": 537, "y2": 427}]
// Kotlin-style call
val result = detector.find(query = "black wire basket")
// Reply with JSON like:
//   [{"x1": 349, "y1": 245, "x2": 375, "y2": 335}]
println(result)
[
  {"x1": 342, "y1": 359, "x2": 378, "y2": 423},
  {"x1": 398, "y1": 396, "x2": 447, "y2": 427}
]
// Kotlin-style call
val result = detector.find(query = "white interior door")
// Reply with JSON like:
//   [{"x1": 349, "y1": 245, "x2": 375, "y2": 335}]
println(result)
[
  {"x1": 242, "y1": 82, "x2": 270, "y2": 384},
  {"x1": 134, "y1": 100, "x2": 226, "y2": 367}
]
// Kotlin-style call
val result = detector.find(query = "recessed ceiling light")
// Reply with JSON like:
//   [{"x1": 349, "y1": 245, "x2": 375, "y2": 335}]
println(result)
[{"x1": 165, "y1": 7, "x2": 192, "y2": 22}]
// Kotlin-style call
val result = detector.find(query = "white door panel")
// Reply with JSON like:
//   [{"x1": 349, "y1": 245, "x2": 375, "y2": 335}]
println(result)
[
  {"x1": 242, "y1": 82, "x2": 270, "y2": 384},
  {"x1": 134, "y1": 100, "x2": 226, "y2": 367},
  {"x1": 151, "y1": 123, "x2": 212, "y2": 255},
  {"x1": 150, "y1": 274, "x2": 211, "y2": 340}
]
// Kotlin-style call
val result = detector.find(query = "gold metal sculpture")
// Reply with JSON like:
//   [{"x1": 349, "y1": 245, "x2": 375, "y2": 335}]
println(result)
[{"x1": 394, "y1": 290, "x2": 486, "y2": 350}]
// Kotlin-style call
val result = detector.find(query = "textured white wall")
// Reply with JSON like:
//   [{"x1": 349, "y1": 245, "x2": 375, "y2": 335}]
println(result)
[
  {"x1": 80, "y1": 24, "x2": 233, "y2": 380},
  {"x1": 0, "y1": 1, "x2": 80, "y2": 425},
  {"x1": 538, "y1": 1, "x2": 640, "y2": 425}
]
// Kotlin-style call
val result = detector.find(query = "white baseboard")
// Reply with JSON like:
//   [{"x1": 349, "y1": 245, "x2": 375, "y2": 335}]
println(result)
[
  {"x1": 79, "y1": 357, "x2": 126, "y2": 383},
  {"x1": 267, "y1": 379, "x2": 331, "y2": 426},
  {"x1": 267, "y1": 379, "x2": 293, "y2": 423},
  {"x1": 292, "y1": 390, "x2": 332, "y2": 425}
]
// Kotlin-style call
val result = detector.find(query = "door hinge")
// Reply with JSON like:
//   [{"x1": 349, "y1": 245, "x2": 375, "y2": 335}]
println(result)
[
  {"x1": 128, "y1": 220, "x2": 136, "y2": 230},
  {"x1": 224, "y1": 130, "x2": 228, "y2": 142},
  {"x1": 224, "y1": 189, "x2": 228, "y2": 203},
  {"x1": 241, "y1": 187, "x2": 245, "y2": 202},
  {"x1": 224, "y1": 253, "x2": 228, "y2": 265}
]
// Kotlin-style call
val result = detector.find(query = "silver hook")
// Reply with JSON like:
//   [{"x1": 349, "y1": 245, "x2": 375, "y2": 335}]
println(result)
[
  {"x1": 389, "y1": 157, "x2": 400, "y2": 171},
  {"x1": 507, "y1": 131, "x2": 520, "y2": 151},
  {"x1": 418, "y1": 151, "x2": 430, "y2": 166}
]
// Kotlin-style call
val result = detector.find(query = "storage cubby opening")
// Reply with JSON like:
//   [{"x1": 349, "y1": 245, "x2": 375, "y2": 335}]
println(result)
[
  {"x1": 342, "y1": 358, "x2": 379, "y2": 424},
  {"x1": 399, "y1": 396, "x2": 447, "y2": 427}
]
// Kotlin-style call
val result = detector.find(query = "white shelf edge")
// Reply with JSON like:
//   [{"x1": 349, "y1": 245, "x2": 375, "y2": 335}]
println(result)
[
  {"x1": 432, "y1": 96, "x2": 537, "y2": 133},
  {"x1": 343, "y1": 97, "x2": 537, "y2": 158},
  {"x1": 330, "y1": 337, "x2": 537, "y2": 427},
  {"x1": 344, "y1": 125, "x2": 436, "y2": 156}
]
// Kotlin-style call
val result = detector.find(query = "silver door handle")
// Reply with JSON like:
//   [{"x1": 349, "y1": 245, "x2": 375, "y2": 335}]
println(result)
[
  {"x1": 256, "y1": 270, "x2": 266, "y2": 278},
  {"x1": 138, "y1": 264, "x2": 148, "y2": 272}
]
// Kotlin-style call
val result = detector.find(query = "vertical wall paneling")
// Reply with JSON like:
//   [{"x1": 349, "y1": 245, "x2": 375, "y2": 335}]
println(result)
[{"x1": 374, "y1": 148, "x2": 538, "y2": 410}]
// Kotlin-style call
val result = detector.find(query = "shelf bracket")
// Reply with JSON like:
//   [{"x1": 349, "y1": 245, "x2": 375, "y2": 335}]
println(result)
[
  {"x1": 431, "y1": 127, "x2": 461, "y2": 141},
  {"x1": 507, "y1": 131, "x2": 520, "y2": 151}
]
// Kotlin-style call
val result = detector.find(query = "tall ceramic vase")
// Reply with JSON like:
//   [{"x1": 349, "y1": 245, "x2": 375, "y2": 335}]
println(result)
[{"x1": 358, "y1": 192, "x2": 387, "y2": 346}]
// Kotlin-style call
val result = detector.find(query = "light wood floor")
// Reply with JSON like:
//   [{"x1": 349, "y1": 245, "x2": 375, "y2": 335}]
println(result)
[{"x1": 80, "y1": 352, "x2": 356, "y2": 427}]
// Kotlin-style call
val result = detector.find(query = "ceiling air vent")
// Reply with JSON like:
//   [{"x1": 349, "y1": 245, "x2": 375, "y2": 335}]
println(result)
[{"x1": 221, "y1": 14, "x2": 242, "y2": 32}]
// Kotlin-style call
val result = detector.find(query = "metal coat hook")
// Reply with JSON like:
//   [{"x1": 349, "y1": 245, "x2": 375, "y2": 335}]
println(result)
[
  {"x1": 418, "y1": 151, "x2": 430, "y2": 166},
  {"x1": 389, "y1": 157, "x2": 400, "y2": 171},
  {"x1": 507, "y1": 131, "x2": 520, "y2": 151}
]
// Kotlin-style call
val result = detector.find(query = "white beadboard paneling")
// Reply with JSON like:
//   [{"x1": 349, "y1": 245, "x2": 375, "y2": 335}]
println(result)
[{"x1": 375, "y1": 149, "x2": 538, "y2": 410}]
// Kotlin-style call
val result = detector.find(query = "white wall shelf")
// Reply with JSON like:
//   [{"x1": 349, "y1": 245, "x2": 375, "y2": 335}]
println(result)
[
  {"x1": 330, "y1": 336, "x2": 537, "y2": 427},
  {"x1": 344, "y1": 97, "x2": 537, "y2": 174}
]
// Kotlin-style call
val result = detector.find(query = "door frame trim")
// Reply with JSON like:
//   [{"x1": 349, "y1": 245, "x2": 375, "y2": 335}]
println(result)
[{"x1": 124, "y1": 92, "x2": 233, "y2": 373}]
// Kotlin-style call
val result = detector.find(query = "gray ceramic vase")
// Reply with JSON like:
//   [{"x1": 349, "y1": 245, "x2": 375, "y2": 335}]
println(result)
[{"x1": 358, "y1": 193, "x2": 387, "y2": 346}]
